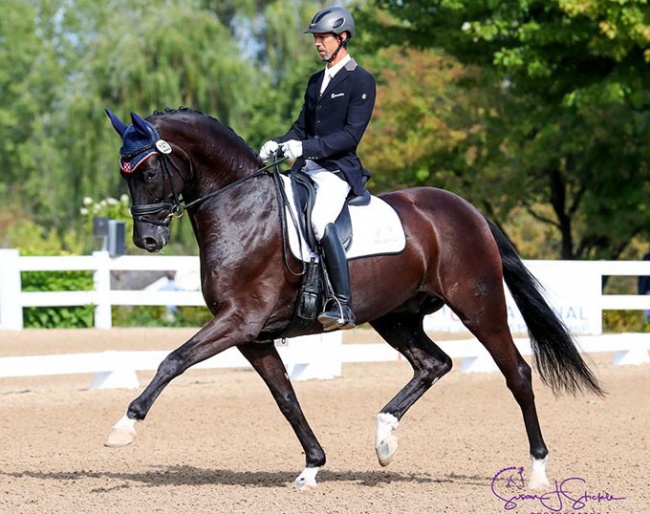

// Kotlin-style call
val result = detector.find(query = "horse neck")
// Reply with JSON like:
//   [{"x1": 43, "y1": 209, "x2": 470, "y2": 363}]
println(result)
[{"x1": 184, "y1": 156, "x2": 279, "y2": 261}]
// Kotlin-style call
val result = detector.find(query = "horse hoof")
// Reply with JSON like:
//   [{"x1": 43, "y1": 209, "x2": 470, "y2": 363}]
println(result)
[
  {"x1": 104, "y1": 428, "x2": 135, "y2": 448},
  {"x1": 376, "y1": 433, "x2": 398, "y2": 467},
  {"x1": 528, "y1": 469, "x2": 551, "y2": 489},
  {"x1": 294, "y1": 467, "x2": 319, "y2": 491}
]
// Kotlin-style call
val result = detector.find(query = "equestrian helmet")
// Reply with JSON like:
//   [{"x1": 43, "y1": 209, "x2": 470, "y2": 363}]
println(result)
[{"x1": 305, "y1": 6, "x2": 355, "y2": 39}]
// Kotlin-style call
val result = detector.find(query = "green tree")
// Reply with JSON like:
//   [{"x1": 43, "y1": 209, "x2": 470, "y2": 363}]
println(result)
[
  {"x1": 0, "y1": 1, "x2": 67, "y2": 204},
  {"x1": 368, "y1": 0, "x2": 650, "y2": 259}
]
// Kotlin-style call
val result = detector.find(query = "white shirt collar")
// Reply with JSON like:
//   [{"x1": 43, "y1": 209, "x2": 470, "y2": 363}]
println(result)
[{"x1": 325, "y1": 54, "x2": 351, "y2": 79}]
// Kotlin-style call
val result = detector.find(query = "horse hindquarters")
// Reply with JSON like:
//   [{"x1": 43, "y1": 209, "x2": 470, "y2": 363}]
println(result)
[{"x1": 399, "y1": 188, "x2": 552, "y2": 488}]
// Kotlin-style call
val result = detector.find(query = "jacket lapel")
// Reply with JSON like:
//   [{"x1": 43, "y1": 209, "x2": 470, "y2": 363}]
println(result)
[{"x1": 320, "y1": 58, "x2": 357, "y2": 99}]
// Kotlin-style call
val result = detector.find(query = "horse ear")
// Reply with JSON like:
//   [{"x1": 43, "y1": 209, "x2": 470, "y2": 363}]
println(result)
[
  {"x1": 105, "y1": 109, "x2": 127, "y2": 137},
  {"x1": 130, "y1": 112, "x2": 152, "y2": 137}
]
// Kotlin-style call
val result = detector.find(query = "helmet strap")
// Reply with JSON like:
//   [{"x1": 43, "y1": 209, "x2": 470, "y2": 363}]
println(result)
[{"x1": 322, "y1": 34, "x2": 348, "y2": 64}]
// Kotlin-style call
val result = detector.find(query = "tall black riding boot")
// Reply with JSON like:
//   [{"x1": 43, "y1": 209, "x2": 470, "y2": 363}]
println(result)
[{"x1": 317, "y1": 223, "x2": 356, "y2": 331}]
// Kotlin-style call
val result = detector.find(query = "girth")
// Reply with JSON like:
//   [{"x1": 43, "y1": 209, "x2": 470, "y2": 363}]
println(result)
[{"x1": 289, "y1": 169, "x2": 370, "y2": 251}]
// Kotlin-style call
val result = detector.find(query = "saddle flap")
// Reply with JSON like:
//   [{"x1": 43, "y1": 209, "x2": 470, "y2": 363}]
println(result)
[
  {"x1": 289, "y1": 170, "x2": 354, "y2": 250},
  {"x1": 280, "y1": 173, "x2": 406, "y2": 262}
]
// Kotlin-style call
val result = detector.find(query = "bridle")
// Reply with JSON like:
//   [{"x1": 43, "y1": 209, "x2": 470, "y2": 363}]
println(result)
[
  {"x1": 126, "y1": 143, "x2": 189, "y2": 226},
  {"x1": 128, "y1": 144, "x2": 288, "y2": 226},
  {"x1": 128, "y1": 145, "x2": 303, "y2": 275}
]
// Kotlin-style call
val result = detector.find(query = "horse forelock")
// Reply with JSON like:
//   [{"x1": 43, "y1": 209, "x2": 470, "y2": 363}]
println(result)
[{"x1": 149, "y1": 107, "x2": 260, "y2": 168}]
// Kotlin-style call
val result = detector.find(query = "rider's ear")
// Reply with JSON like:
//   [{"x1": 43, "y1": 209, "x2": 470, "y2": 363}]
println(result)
[{"x1": 105, "y1": 109, "x2": 127, "y2": 137}]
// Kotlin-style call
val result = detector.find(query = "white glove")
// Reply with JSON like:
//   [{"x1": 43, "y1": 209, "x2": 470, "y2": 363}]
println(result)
[
  {"x1": 259, "y1": 140, "x2": 279, "y2": 161},
  {"x1": 281, "y1": 140, "x2": 303, "y2": 161}
]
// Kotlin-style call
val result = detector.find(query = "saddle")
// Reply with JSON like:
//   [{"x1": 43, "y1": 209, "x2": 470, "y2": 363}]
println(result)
[{"x1": 289, "y1": 169, "x2": 371, "y2": 251}]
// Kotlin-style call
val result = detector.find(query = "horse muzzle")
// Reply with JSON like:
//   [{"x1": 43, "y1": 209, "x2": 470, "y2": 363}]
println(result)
[
  {"x1": 130, "y1": 202, "x2": 173, "y2": 252},
  {"x1": 132, "y1": 221, "x2": 170, "y2": 252}
]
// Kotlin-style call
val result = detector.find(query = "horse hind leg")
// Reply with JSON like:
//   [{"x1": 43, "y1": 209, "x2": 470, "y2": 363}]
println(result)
[
  {"x1": 369, "y1": 312, "x2": 452, "y2": 467},
  {"x1": 452, "y1": 290, "x2": 551, "y2": 489}
]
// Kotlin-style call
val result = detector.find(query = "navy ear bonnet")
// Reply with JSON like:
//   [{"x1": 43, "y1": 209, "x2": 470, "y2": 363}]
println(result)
[{"x1": 105, "y1": 109, "x2": 171, "y2": 173}]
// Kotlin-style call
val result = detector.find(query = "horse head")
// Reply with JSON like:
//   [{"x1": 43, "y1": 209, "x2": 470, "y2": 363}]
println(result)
[
  {"x1": 106, "y1": 109, "x2": 190, "y2": 252},
  {"x1": 106, "y1": 108, "x2": 265, "y2": 252}
]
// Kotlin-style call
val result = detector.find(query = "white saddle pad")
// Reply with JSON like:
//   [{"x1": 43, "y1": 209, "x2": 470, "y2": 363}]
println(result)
[{"x1": 279, "y1": 174, "x2": 406, "y2": 262}]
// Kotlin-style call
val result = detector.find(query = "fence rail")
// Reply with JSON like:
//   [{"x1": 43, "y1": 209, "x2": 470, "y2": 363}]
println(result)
[
  {"x1": 1, "y1": 249, "x2": 649, "y2": 387},
  {"x1": 5, "y1": 250, "x2": 650, "y2": 330}
]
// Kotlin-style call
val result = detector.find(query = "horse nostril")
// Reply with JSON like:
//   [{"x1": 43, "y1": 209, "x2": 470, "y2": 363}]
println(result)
[{"x1": 143, "y1": 237, "x2": 158, "y2": 249}]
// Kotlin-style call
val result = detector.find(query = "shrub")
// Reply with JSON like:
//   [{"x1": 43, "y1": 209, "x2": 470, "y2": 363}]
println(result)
[{"x1": 22, "y1": 269, "x2": 94, "y2": 328}]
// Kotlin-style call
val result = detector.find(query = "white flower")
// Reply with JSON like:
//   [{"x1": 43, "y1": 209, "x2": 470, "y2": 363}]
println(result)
[
  {"x1": 83, "y1": 196, "x2": 93, "y2": 206},
  {"x1": 107, "y1": 197, "x2": 118, "y2": 205},
  {"x1": 80, "y1": 207, "x2": 89, "y2": 216},
  {"x1": 120, "y1": 194, "x2": 130, "y2": 204},
  {"x1": 461, "y1": 21, "x2": 471, "y2": 31}
]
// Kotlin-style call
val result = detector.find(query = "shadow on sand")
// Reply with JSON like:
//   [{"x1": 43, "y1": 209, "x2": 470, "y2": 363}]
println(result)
[{"x1": 2, "y1": 465, "x2": 490, "y2": 491}]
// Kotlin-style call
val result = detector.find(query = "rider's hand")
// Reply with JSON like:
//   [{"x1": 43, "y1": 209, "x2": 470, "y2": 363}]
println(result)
[
  {"x1": 259, "y1": 140, "x2": 279, "y2": 161},
  {"x1": 280, "y1": 140, "x2": 303, "y2": 162}
]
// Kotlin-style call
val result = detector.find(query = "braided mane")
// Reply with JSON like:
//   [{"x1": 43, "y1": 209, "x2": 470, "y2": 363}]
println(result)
[{"x1": 150, "y1": 107, "x2": 259, "y2": 162}]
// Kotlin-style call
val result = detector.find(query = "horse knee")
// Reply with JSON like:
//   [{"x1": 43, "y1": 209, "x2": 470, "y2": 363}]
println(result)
[
  {"x1": 158, "y1": 350, "x2": 187, "y2": 378},
  {"x1": 419, "y1": 354, "x2": 452, "y2": 387}
]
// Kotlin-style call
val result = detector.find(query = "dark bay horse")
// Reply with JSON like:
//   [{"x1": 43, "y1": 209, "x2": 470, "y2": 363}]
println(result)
[{"x1": 105, "y1": 108, "x2": 602, "y2": 491}]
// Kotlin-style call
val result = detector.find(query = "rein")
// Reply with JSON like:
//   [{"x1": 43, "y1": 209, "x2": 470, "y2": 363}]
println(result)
[
  {"x1": 130, "y1": 153, "x2": 288, "y2": 223},
  {"x1": 130, "y1": 146, "x2": 304, "y2": 275},
  {"x1": 183, "y1": 158, "x2": 287, "y2": 211}
]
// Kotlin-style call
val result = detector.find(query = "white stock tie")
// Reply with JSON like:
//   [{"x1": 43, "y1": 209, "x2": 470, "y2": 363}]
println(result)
[{"x1": 320, "y1": 70, "x2": 332, "y2": 96}]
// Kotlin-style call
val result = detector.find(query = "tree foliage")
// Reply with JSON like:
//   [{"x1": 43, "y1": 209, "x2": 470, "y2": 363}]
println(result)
[
  {"x1": 367, "y1": 0, "x2": 650, "y2": 259},
  {"x1": 2, "y1": 0, "x2": 649, "y2": 262}
]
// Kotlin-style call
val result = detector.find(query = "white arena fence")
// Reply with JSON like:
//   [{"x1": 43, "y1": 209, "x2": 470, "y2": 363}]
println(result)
[{"x1": 0, "y1": 249, "x2": 649, "y2": 388}]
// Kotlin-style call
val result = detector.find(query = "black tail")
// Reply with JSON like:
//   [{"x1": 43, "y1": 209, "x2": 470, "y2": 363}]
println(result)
[{"x1": 488, "y1": 221, "x2": 604, "y2": 396}]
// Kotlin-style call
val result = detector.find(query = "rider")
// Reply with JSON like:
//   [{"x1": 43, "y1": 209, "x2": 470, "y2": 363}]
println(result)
[{"x1": 259, "y1": 6, "x2": 376, "y2": 331}]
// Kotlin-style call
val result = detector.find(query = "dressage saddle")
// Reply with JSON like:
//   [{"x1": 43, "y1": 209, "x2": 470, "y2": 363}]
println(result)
[{"x1": 288, "y1": 169, "x2": 370, "y2": 252}]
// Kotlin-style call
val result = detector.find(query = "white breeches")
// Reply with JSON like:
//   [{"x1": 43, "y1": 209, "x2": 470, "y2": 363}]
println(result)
[{"x1": 304, "y1": 162, "x2": 351, "y2": 240}]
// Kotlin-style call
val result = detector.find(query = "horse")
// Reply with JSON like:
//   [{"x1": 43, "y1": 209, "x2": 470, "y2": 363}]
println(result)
[{"x1": 104, "y1": 107, "x2": 602, "y2": 491}]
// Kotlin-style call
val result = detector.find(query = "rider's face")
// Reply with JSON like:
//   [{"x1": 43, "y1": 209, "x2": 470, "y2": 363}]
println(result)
[{"x1": 313, "y1": 32, "x2": 345, "y2": 63}]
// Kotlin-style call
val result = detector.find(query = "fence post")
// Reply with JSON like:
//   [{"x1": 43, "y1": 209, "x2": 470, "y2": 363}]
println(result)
[
  {"x1": 93, "y1": 251, "x2": 112, "y2": 329},
  {"x1": 0, "y1": 249, "x2": 24, "y2": 330}
]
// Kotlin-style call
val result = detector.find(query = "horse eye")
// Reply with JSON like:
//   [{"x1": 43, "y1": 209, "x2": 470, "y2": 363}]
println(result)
[{"x1": 144, "y1": 169, "x2": 157, "y2": 183}]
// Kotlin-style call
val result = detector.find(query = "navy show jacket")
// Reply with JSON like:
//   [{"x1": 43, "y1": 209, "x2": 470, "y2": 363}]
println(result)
[{"x1": 275, "y1": 58, "x2": 376, "y2": 196}]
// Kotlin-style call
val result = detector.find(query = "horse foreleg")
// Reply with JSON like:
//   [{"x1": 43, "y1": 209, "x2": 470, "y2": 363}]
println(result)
[
  {"x1": 105, "y1": 318, "x2": 251, "y2": 448},
  {"x1": 370, "y1": 314, "x2": 452, "y2": 467},
  {"x1": 238, "y1": 342, "x2": 325, "y2": 491},
  {"x1": 105, "y1": 346, "x2": 188, "y2": 447}
]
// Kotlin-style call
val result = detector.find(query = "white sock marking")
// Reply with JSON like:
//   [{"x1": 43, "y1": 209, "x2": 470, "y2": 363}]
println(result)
[
  {"x1": 529, "y1": 455, "x2": 550, "y2": 489},
  {"x1": 112, "y1": 414, "x2": 137, "y2": 433},
  {"x1": 375, "y1": 412, "x2": 399, "y2": 448}
]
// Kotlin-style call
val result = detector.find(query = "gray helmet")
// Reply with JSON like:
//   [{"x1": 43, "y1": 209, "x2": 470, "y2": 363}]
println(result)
[{"x1": 304, "y1": 6, "x2": 355, "y2": 39}]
